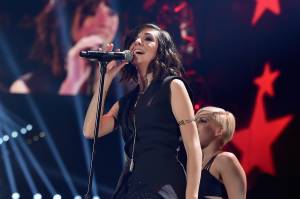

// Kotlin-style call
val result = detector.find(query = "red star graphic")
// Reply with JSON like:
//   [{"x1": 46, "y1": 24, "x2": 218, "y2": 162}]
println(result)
[
  {"x1": 254, "y1": 63, "x2": 279, "y2": 96},
  {"x1": 232, "y1": 63, "x2": 293, "y2": 175},
  {"x1": 252, "y1": 0, "x2": 281, "y2": 25}
]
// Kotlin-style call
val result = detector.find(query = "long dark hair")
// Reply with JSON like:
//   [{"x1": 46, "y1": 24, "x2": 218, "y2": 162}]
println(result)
[{"x1": 121, "y1": 23, "x2": 184, "y2": 83}]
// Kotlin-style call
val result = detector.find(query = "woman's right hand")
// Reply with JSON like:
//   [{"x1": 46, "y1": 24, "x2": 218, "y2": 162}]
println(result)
[
  {"x1": 102, "y1": 43, "x2": 128, "y2": 83},
  {"x1": 83, "y1": 44, "x2": 126, "y2": 138}
]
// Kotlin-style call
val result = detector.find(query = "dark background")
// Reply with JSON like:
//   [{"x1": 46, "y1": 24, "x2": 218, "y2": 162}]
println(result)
[{"x1": 0, "y1": 0, "x2": 299, "y2": 198}]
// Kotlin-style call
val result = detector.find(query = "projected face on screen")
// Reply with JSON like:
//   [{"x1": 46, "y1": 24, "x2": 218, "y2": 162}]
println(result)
[
  {"x1": 0, "y1": 1, "x2": 299, "y2": 199},
  {"x1": 7, "y1": 0, "x2": 120, "y2": 95},
  {"x1": 72, "y1": 1, "x2": 119, "y2": 44}
]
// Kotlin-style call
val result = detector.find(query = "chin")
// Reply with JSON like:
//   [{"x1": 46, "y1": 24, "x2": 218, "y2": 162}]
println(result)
[
  {"x1": 132, "y1": 58, "x2": 143, "y2": 66},
  {"x1": 200, "y1": 142, "x2": 209, "y2": 149}
]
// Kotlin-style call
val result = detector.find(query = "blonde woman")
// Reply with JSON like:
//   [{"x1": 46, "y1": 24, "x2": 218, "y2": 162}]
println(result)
[{"x1": 195, "y1": 106, "x2": 246, "y2": 199}]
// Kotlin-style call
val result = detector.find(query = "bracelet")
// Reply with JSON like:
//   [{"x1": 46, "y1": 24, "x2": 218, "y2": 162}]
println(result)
[{"x1": 178, "y1": 119, "x2": 195, "y2": 126}]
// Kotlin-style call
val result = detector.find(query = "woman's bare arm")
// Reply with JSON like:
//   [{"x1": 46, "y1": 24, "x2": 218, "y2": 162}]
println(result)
[
  {"x1": 83, "y1": 77, "x2": 118, "y2": 138},
  {"x1": 170, "y1": 79, "x2": 202, "y2": 199},
  {"x1": 82, "y1": 43, "x2": 127, "y2": 138},
  {"x1": 217, "y1": 152, "x2": 247, "y2": 199}
]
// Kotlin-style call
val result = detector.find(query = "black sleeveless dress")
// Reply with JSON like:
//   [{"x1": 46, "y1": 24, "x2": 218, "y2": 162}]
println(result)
[
  {"x1": 199, "y1": 154, "x2": 228, "y2": 199},
  {"x1": 113, "y1": 76, "x2": 191, "y2": 199}
]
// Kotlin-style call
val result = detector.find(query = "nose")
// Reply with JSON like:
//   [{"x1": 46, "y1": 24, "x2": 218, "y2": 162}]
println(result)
[
  {"x1": 95, "y1": 3, "x2": 109, "y2": 23},
  {"x1": 134, "y1": 37, "x2": 142, "y2": 45},
  {"x1": 130, "y1": 37, "x2": 142, "y2": 50}
]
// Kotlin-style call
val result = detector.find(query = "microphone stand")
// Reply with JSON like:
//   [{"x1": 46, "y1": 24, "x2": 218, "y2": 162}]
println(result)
[{"x1": 84, "y1": 60, "x2": 108, "y2": 199}]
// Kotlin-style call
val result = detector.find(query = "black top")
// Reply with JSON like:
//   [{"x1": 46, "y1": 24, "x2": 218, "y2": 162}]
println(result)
[
  {"x1": 19, "y1": 66, "x2": 96, "y2": 95},
  {"x1": 19, "y1": 69, "x2": 65, "y2": 94},
  {"x1": 199, "y1": 154, "x2": 228, "y2": 199},
  {"x1": 113, "y1": 76, "x2": 192, "y2": 199}
]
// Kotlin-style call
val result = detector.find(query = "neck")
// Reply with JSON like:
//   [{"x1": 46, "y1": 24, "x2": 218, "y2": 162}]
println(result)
[
  {"x1": 202, "y1": 142, "x2": 222, "y2": 163},
  {"x1": 137, "y1": 71, "x2": 153, "y2": 93}
]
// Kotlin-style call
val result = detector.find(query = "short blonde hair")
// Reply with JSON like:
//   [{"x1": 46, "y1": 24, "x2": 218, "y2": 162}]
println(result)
[{"x1": 195, "y1": 106, "x2": 236, "y2": 145}]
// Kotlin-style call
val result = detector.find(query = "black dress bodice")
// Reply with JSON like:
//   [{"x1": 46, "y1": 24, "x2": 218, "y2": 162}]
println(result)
[
  {"x1": 199, "y1": 154, "x2": 228, "y2": 199},
  {"x1": 114, "y1": 76, "x2": 192, "y2": 199}
]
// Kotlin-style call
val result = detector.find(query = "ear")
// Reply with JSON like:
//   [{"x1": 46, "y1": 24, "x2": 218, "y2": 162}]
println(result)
[{"x1": 214, "y1": 126, "x2": 223, "y2": 137}]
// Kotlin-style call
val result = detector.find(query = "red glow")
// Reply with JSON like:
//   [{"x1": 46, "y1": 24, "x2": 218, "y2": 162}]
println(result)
[
  {"x1": 181, "y1": 35, "x2": 195, "y2": 43},
  {"x1": 232, "y1": 63, "x2": 293, "y2": 175},
  {"x1": 162, "y1": 4, "x2": 170, "y2": 12},
  {"x1": 252, "y1": 0, "x2": 281, "y2": 25},
  {"x1": 174, "y1": 2, "x2": 187, "y2": 13},
  {"x1": 143, "y1": 0, "x2": 156, "y2": 11},
  {"x1": 194, "y1": 104, "x2": 200, "y2": 111}
]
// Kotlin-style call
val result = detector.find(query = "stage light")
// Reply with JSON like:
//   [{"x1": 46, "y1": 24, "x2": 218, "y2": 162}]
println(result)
[
  {"x1": 53, "y1": 194, "x2": 61, "y2": 199},
  {"x1": 0, "y1": 138, "x2": 3, "y2": 144},
  {"x1": 92, "y1": 196, "x2": 100, "y2": 199},
  {"x1": 39, "y1": 132, "x2": 46, "y2": 138},
  {"x1": 1, "y1": 130, "x2": 17, "y2": 198},
  {"x1": 33, "y1": 136, "x2": 39, "y2": 141},
  {"x1": 11, "y1": 192, "x2": 20, "y2": 199},
  {"x1": 8, "y1": 133, "x2": 38, "y2": 196},
  {"x1": 3, "y1": 135, "x2": 9, "y2": 142},
  {"x1": 26, "y1": 124, "x2": 33, "y2": 131},
  {"x1": 74, "y1": 195, "x2": 82, "y2": 199},
  {"x1": 33, "y1": 193, "x2": 42, "y2": 199},
  {"x1": 194, "y1": 104, "x2": 200, "y2": 110},
  {"x1": 11, "y1": 131, "x2": 18, "y2": 138},
  {"x1": 17, "y1": 137, "x2": 57, "y2": 195},
  {"x1": 20, "y1": 96, "x2": 78, "y2": 195},
  {"x1": 20, "y1": 128, "x2": 27, "y2": 134},
  {"x1": 0, "y1": 30, "x2": 41, "y2": 198}
]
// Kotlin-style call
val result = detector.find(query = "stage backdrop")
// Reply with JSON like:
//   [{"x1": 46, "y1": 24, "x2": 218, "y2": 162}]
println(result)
[{"x1": 0, "y1": 0, "x2": 299, "y2": 198}]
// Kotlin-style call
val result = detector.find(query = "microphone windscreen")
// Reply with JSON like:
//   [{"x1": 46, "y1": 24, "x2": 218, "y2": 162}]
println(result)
[{"x1": 123, "y1": 50, "x2": 133, "y2": 62}]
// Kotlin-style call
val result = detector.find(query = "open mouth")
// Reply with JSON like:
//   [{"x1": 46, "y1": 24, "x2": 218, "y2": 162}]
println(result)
[{"x1": 134, "y1": 49, "x2": 145, "y2": 55}]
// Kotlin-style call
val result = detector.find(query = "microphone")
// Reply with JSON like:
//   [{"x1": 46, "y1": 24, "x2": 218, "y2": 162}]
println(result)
[{"x1": 79, "y1": 50, "x2": 133, "y2": 62}]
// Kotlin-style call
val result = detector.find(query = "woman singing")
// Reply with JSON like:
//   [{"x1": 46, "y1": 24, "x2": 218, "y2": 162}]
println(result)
[{"x1": 83, "y1": 23, "x2": 202, "y2": 199}]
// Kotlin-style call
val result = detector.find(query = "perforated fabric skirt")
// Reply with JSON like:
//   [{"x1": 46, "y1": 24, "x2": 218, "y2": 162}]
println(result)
[{"x1": 112, "y1": 161, "x2": 182, "y2": 199}]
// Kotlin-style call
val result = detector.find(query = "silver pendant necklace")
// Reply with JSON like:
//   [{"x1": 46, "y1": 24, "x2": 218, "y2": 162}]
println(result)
[{"x1": 129, "y1": 91, "x2": 143, "y2": 172}]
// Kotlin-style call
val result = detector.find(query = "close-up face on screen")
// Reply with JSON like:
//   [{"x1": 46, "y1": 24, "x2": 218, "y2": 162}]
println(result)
[{"x1": 0, "y1": 0, "x2": 299, "y2": 198}]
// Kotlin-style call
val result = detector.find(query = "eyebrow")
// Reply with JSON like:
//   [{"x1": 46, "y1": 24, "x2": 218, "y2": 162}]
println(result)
[
  {"x1": 197, "y1": 116, "x2": 209, "y2": 120},
  {"x1": 138, "y1": 32, "x2": 154, "y2": 37},
  {"x1": 195, "y1": 115, "x2": 212, "y2": 122}
]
